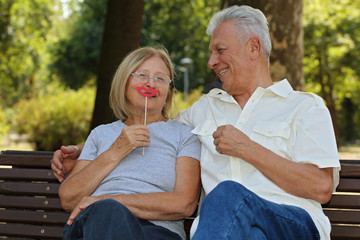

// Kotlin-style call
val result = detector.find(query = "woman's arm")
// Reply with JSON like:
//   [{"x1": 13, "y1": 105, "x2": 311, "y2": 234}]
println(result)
[
  {"x1": 66, "y1": 156, "x2": 201, "y2": 225},
  {"x1": 113, "y1": 156, "x2": 201, "y2": 220},
  {"x1": 59, "y1": 125, "x2": 150, "y2": 211}
]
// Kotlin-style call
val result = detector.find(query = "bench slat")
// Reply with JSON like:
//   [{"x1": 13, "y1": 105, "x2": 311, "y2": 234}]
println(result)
[
  {"x1": 0, "y1": 196, "x2": 62, "y2": 210},
  {"x1": 0, "y1": 168, "x2": 58, "y2": 182},
  {"x1": 0, "y1": 153, "x2": 52, "y2": 168},
  {"x1": 1, "y1": 150, "x2": 53, "y2": 156},
  {"x1": 330, "y1": 224, "x2": 360, "y2": 240},
  {"x1": 0, "y1": 223, "x2": 63, "y2": 239},
  {"x1": 336, "y1": 178, "x2": 360, "y2": 192},
  {"x1": 340, "y1": 160, "x2": 360, "y2": 178},
  {"x1": 1, "y1": 209, "x2": 69, "y2": 225},
  {"x1": 324, "y1": 209, "x2": 360, "y2": 224},
  {"x1": 0, "y1": 182, "x2": 59, "y2": 196},
  {"x1": 323, "y1": 194, "x2": 360, "y2": 209}
]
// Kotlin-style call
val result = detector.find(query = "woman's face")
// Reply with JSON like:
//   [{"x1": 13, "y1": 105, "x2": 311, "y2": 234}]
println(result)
[{"x1": 125, "y1": 55, "x2": 171, "y2": 117}]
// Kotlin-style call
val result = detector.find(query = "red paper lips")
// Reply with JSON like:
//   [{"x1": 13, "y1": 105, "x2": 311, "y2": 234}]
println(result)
[{"x1": 136, "y1": 87, "x2": 157, "y2": 97}]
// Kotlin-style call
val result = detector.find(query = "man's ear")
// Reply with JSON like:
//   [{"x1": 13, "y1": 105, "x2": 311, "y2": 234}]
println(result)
[{"x1": 249, "y1": 37, "x2": 261, "y2": 60}]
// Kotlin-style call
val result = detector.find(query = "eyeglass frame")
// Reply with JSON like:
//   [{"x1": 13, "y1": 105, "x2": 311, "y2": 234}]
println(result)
[{"x1": 130, "y1": 70, "x2": 173, "y2": 87}]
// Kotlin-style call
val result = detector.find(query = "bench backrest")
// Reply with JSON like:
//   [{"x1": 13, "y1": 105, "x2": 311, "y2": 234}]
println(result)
[
  {"x1": 1, "y1": 150, "x2": 360, "y2": 239},
  {"x1": 0, "y1": 150, "x2": 68, "y2": 239},
  {"x1": 322, "y1": 159, "x2": 360, "y2": 240}
]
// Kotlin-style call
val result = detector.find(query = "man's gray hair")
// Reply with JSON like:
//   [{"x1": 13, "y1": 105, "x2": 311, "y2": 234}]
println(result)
[{"x1": 207, "y1": 5, "x2": 272, "y2": 58}]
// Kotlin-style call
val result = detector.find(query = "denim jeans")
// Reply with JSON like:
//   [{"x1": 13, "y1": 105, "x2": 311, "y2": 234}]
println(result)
[
  {"x1": 192, "y1": 181, "x2": 320, "y2": 240},
  {"x1": 63, "y1": 199, "x2": 181, "y2": 240}
]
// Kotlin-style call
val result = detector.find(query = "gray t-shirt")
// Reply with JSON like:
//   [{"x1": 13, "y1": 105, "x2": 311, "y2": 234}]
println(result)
[{"x1": 79, "y1": 119, "x2": 201, "y2": 239}]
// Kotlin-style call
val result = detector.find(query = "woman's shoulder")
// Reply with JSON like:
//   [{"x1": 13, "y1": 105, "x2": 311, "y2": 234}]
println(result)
[{"x1": 91, "y1": 120, "x2": 124, "y2": 133}]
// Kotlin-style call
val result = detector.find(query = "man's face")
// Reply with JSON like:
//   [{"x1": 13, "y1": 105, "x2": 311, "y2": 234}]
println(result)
[{"x1": 208, "y1": 20, "x2": 251, "y2": 95}]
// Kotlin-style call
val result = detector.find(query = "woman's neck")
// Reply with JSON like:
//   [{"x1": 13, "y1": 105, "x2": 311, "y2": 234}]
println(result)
[{"x1": 124, "y1": 114, "x2": 167, "y2": 126}]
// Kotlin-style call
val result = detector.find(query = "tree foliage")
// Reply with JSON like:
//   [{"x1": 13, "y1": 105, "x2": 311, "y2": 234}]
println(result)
[
  {"x1": 303, "y1": 0, "x2": 360, "y2": 142},
  {"x1": 142, "y1": 0, "x2": 221, "y2": 90},
  {"x1": 50, "y1": 0, "x2": 106, "y2": 89},
  {"x1": 0, "y1": 0, "x2": 57, "y2": 106},
  {"x1": 51, "y1": 0, "x2": 221, "y2": 92}
]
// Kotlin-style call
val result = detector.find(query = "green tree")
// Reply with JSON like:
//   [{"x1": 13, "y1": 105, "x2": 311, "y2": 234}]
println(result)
[
  {"x1": 303, "y1": 0, "x2": 360, "y2": 142},
  {"x1": 142, "y1": 0, "x2": 221, "y2": 90},
  {"x1": 52, "y1": 0, "x2": 220, "y2": 128},
  {"x1": 50, "y1": 0, "x2": 106, "y2": 89},
  {"x1": 90, "y1": 0, "x2": 144, "y2": 129},
  {"x1": 0, "y1": 0, "x2": 58, "y2": 106}
]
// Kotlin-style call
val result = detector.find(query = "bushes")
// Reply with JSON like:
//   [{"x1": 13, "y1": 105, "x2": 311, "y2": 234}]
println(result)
[
  {"x1": 13, "y1": 86, "x2": 95, "y2": 151},
  {"x1": 0, "y1": 109, "x2": 10, "y2": 144}
]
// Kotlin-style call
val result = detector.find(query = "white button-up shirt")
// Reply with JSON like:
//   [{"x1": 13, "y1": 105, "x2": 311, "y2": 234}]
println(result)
[{"x1": 175, "y1": 79, "x2": 340, "y2": 240}]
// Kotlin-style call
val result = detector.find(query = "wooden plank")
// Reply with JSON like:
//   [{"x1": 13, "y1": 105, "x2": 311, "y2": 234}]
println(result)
[
  {"x1": 1, "y1": 150, "x2": 53, "y2": 156},
  {"x1": 0, "y1": 182, "x2": 59, "y2": 196},
  {"x1": 0, "y1": 154, "x2": 52, "y2": 168},
  {"x1": 0, "y1": 209, "x2": 68, "y2": 225},
  {"x1": 0, "y1": 196, "x2": 62, "y2": 210},
  {"x1": 336, "y1": 178, "x2": 360, "y2": 192},
  {"x1": 0, "y1": 223, "x2": 63, "y2": 239},
  {"x1": 324, "y1": 209, "x2": 360, "y2": 224},
  {"x1": 0, "y1": 168, "x2": 58, "y2": 182},
  {"x1": 340, "y1": 160, "x2": 360, "y2": 178},
  {"x1": 330, "y1": 224, "x2": 360, "y2": 240},
  {"x1": 323, "y1": 194, "x2": 360, "y2": 209}
]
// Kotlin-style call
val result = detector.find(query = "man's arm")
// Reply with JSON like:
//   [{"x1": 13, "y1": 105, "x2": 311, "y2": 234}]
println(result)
[{"x1": 213, "y1": 125, "x2": 334, "y2": 204}]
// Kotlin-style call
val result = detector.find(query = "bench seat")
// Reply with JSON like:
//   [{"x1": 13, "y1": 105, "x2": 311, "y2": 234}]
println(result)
[{"x1": 1, "y1": 150, "x2": 360, "y2": 239}]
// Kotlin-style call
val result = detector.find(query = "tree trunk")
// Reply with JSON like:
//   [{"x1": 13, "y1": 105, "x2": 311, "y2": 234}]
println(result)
[
  {"x1": 90, "y1": 0, "x2": 144, "y2": 130},
  {"x1": 221, "y1": 0, "x2": 304, "y2": 90}
]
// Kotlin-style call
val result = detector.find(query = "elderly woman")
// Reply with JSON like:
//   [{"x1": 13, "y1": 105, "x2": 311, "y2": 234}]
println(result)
[{"x1": 58, "y1": 46, "x2": 201, "y2": 240}]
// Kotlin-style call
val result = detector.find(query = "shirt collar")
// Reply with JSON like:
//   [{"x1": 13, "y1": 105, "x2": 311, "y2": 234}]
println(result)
[
  {"x1": 207, "y1": 88, "x2": 236, "y2": 103},
  {"x1": 266, "y1": 79, "x2": 293, "y2": 98},
  {"x1": 206, "y1": 79, "x2": 293, "y2": 102}
]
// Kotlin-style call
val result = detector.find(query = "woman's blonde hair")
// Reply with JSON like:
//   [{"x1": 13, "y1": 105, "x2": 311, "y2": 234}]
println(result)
[{"x1": 109, "y1": 46, "x2": 175, "y2": 121}]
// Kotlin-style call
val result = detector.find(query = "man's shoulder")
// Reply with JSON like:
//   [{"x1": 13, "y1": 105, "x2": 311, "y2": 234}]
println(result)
[{"x1": 290, "y1": 90, "x2": 326, "y2": 107}]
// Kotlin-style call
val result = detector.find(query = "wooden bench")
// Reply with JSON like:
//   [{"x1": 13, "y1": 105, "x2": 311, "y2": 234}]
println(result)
[{"x1": 1, "y1": 150, "x2": 360, "y2": 239}]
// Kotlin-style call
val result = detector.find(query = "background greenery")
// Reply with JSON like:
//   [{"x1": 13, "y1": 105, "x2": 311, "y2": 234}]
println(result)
[{"x1": 0, "y1": 0, "x2": 359, "y2": 150}]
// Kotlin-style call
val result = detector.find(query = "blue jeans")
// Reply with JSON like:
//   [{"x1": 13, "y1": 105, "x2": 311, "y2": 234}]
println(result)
[
  {"x1": 192, "y1": 181, "x2": 320, "y2": 240},
  {"x1": 63, "y1": 199, "x2": 181, "y2": 240}
]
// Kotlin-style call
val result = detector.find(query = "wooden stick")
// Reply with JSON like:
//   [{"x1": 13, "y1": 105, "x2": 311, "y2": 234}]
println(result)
[
  {"x1": 206, "y1": 95, "x2": 218, "y2": 128},
  {"x1": 143, "y1": 97, "x2": 147, "y2": 156}
]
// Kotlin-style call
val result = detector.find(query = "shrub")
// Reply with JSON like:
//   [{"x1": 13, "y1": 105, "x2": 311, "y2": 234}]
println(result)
[
  {"x1": 171, "y1": 86, "x2": 203, "y2": 117},
  {"x1": 13, "y1": 86, "x2": 95, "y2": 151},
  {"x1": 0, "y1": 108, "x2": 10, "y2": 144}
]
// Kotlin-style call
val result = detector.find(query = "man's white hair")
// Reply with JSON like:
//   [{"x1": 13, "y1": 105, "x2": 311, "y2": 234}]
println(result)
[{"x1": 207, "y1": 5, "x2": 272, "y2": 58}]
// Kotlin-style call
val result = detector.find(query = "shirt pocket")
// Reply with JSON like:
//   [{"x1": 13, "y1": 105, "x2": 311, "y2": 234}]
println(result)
[
  {"x1": 191, "y1": 120, "x2": 219, "y2": 156},
  {"x1": 250, "y1": 122, "x2": 291, "y2": 157}
]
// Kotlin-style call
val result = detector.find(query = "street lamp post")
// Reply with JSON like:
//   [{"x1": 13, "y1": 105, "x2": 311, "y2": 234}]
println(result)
[{"x1": 180, "y1": 58, "x2": 193, "y2": 102}]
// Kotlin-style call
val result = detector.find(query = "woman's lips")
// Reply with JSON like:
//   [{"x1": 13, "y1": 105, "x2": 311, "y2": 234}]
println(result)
[{"x1": 136, "y1": 87, "x2": 157, "y2": 97}]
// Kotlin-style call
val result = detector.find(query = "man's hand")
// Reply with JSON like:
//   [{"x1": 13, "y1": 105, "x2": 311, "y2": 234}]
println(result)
[
  {"x1": 213, "y1": 125, "x2": 251, "y2": 158},
  {"x1": 51, "y1": 145, "x2": 81, "y2": 183}
]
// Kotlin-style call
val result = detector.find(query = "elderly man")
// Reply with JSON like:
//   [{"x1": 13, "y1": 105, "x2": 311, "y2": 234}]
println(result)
[
  {"x1": 52, "y1": 5, "x2": 339, "y2": 240},
  {"x1": 175, "y1": 5, "x2": 339, "y2": 240}
]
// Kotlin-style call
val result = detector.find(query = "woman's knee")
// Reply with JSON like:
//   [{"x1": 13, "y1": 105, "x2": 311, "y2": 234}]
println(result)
[{"x1": 89, "y1": 199, "x2": 132, "y2": 219}]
